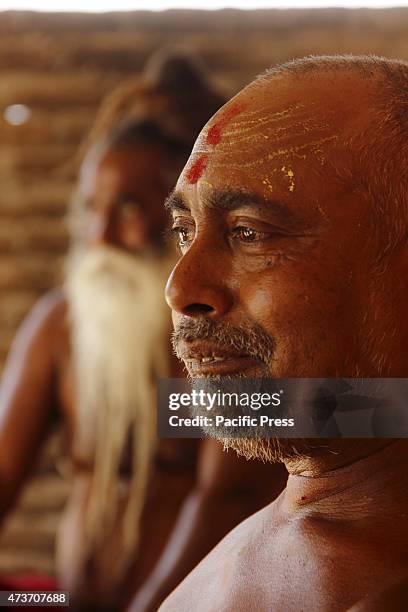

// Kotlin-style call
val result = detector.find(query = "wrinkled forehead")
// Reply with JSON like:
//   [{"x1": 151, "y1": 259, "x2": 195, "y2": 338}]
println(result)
[
  {"x1": 180, "y1": 75, "x2": 372, "y2": 201},
  {"x1": 192, "y1": 90, "x2": 337, "y2": 178}
]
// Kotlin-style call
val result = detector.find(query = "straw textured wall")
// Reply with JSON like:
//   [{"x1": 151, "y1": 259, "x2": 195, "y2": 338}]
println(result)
[{"x1": 0, "y1": 6, "x2": 406, "y2": 577}]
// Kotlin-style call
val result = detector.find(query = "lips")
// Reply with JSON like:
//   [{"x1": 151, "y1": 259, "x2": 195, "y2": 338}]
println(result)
[{"x1": 177, "y1": 341, "x2": 261, "y2": 376}]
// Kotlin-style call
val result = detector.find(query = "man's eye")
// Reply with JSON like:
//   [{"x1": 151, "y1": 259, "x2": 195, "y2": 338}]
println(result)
[
  {"x1": 171, "y1": 225, "x2": 195, "y2": 247},
  {"x1": 231, "y1": 226, "x2": 266, "y2": 242}
]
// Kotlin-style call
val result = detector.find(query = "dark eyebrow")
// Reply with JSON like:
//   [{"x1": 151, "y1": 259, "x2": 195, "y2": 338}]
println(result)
[
  {"x1": 164, "y1": 191, "x2": 190, "y2": 213},
  {"x1": 165, "y1": 188, "x2": 312, "y2": 230},
  {"x1": 205, "y1": 189, "x2": 291, "y2": 219},
  {"x1": 165, "y1": 189, "x2": 289, "y2": 216},
  {"x1": 167, "y1": 188, "x2": 297, "y2": 221}
]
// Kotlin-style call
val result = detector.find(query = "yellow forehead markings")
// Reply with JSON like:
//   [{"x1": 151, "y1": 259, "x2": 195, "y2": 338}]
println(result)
[
  {"x1": 197, "y1": 178, "x2": 214, "y2": 190},
  {"x1": 239, "y1": 103, "x2": 305, "y2": 124},
  {"x1": 220, "y1": 104, "x2": 271, "y2": 119},
  {"x1": 223, "y1": 107, "x2": 311, "y2": 138},
  {"x1": 218, "y1": 125, "x2": 327, "y2": 149},
  {"x1": 209, "y1": 135, "x2": 338, "y2": 169},
  {"x1": 316, "y1": 202, "x2": 330, "y2": 221},
  {"x1": 262, "y1": 177, "x2": 274, "y2": 192},
  {"x1": 281, "y1": 166, "x2": 295, "y2": 192},
  {"x1": 313, "y1": 146, "x2": 328, "y2": 165},
  {"x1": 206, "y1": 111, "x2": 333, "y2": 152}
]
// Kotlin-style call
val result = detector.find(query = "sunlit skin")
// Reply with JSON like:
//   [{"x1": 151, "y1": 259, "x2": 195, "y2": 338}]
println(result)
[
  {"x1": 166, "y1": 74, "x2": 406, "y2": 380},
  {"x1": 162, "y1": 70, "x2": 408, "y2": 611}
]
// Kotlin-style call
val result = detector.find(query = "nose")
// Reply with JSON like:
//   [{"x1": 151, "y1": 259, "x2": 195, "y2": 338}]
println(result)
[{"x1": 165, "y1": 245, "x2": 234, "y2": 318}]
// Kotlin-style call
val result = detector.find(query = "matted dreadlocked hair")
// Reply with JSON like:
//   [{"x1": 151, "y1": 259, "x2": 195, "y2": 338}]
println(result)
[{"x1": 74, "y1": 46, "x2": 226, "y2": 165}]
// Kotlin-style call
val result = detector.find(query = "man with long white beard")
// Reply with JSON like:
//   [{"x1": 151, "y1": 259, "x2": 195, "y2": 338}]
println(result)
[{"x1": 0, "y1": 112, "x2": 287, "y2": 609}]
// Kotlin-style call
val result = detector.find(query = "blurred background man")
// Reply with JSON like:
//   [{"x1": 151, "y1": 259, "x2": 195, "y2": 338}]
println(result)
[
  {"x1": 0, "y1": 52, "x2": 207, "y2": 607},
  {"x1": 0, "y1": 51, "x2": 287, "y2": 611}
]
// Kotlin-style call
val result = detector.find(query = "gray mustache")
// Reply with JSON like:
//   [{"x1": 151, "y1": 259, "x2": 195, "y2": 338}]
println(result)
[{"x1": 171, "y1": 317, "x2": 276, "y2": 366}]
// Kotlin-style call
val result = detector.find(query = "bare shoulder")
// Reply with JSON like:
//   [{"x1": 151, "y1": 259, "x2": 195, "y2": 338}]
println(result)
[
  {"x1": 25, "y1": 288, "x2": 67, "y2": 330},
  {"x1": 160, "y1": 501, "x2": 275, "y2": 612},
  {"x1": 8, "y1": 288, "x2": 69, "y2": 363},
  {"x1": 0, "y1": 289, "x2": 69, "y2": 498},
  {"x1": 19, "y1": 288, "x2": 67, "y2": 338}
]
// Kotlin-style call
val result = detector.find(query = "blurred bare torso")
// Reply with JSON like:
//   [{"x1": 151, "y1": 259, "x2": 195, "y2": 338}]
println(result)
[{"x1": 52, "y1": 296, "x2": 198, "y2": 608}]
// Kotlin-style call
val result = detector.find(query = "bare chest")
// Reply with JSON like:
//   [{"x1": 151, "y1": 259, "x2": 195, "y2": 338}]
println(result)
[{"x1": 169, "y1": 516, "x2": 408, "y2": 612}]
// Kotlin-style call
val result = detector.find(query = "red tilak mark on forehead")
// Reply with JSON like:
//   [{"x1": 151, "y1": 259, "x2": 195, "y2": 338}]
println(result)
[
  {"x1": 185, "y1": 102, "x2": 247, "y2": 184},
  {"x1": 186, "y1": 154, "x2": 209, "y2": 184},
  {"x1": 206, "y1": 101, "x2": 248, "y2": 146}
]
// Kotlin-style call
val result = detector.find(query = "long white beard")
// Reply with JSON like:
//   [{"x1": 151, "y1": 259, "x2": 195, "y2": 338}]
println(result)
[{"x1": 65, "y1": 245, "x2": 173, "y2": 580}]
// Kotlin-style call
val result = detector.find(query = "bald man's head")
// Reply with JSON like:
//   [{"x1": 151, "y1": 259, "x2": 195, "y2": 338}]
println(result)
[
  {"x1": 167, "y1": 55, "x2": 407, "y2": 384},
  {"x1": 257, "y1": 55, "x2": 408, "y2": 262}
]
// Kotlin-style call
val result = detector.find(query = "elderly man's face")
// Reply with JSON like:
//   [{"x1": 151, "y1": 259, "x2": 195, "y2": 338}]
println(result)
[
  {"x1": 78, "y1": 143, "x2": 172, "y2": 254},
  {"x1": 166, "y1": 73, "x2": 406, "y2": 379}
]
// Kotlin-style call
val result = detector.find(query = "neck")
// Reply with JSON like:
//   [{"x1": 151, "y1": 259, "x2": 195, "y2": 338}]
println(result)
[{"x1": 280, "y1": 439, "x2": 408, "y2": 520}]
